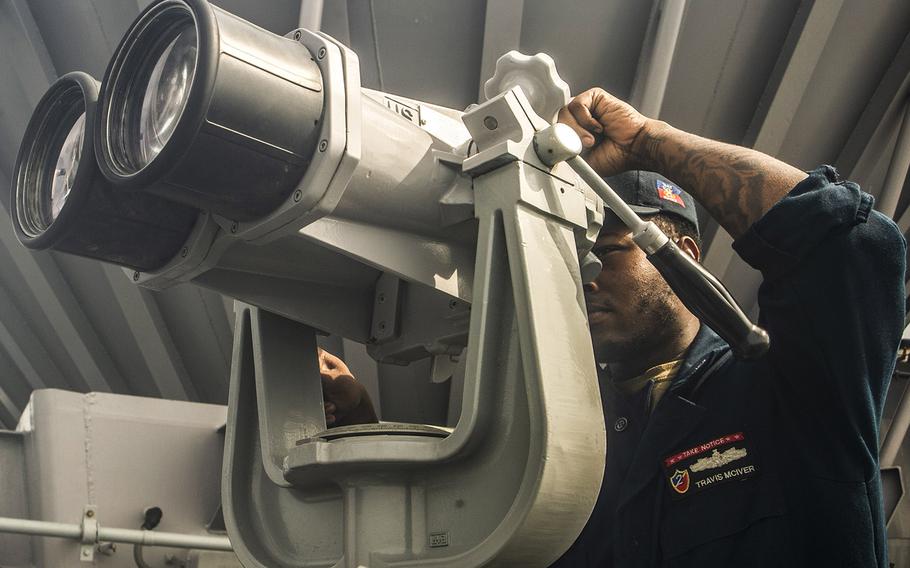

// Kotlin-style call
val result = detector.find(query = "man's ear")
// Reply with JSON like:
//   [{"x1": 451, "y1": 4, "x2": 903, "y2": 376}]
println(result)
[{"x1": 678, "y1": 235, "x2": 700, "y2": 263}]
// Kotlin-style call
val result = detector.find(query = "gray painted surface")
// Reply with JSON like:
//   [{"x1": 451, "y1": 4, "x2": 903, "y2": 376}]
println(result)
[
  {"x1": 2, "y1": 0, "x2": 910, "y2": 557},
  {"x1": 0, "y1": 431, "x2": 30, "y2": 565},
  {"x1": 0, "y1": 390, "x2": 231, "y2": 567}
]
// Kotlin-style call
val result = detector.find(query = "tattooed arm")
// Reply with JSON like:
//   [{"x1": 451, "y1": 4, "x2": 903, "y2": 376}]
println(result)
[
  {"x1": 634, "y1": 121, "x2": 806, "y2": 238},
  {"x1": 558, "y1": 88, "x2": 806, "y2": 238}
]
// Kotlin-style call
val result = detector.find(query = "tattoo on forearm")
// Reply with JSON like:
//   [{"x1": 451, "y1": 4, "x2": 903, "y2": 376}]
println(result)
[{"x1": 634, "y1": 125, "x2": 804, "y2": 238}]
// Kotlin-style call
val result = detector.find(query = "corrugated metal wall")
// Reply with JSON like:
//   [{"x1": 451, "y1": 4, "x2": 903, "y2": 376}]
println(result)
[{"x1": 3, "y1": 0, "x2": 910, "y2": 551}]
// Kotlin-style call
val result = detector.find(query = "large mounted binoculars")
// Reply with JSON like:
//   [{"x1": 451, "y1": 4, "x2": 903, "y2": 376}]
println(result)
[{"x1": 11, "y1": 1, "x2": 767, "y2": 565}]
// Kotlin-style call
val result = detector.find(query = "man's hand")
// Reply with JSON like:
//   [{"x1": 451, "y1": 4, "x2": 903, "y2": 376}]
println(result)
[
  {"x1": 319, "y1": 348, "x2": 378, "y2": 427},
  {"x1": 557, "y1": 87, "x2": 649, "y2": 177},
  {"x1": 558, "y1": 86, "x2": 807, "y2": 238}
]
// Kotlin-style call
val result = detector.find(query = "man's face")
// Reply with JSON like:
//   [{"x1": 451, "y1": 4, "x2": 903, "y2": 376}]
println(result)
[{"x1": 584, "y1": 213, "x2": 683, "y2": 363}]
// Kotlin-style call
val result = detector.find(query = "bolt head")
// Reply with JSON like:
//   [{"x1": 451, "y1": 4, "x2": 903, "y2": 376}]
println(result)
[
  {"x1": 317, "y1": 47, "x2": 327, "y2": 59},
  {"x1": 319, "y1": 139, "x2": 328, "y2": 152}
]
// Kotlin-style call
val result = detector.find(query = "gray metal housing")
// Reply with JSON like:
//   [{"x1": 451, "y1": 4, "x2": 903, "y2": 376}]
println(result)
[{"x1": 0, "y1": 389, "x2": 239, "y2": 567}]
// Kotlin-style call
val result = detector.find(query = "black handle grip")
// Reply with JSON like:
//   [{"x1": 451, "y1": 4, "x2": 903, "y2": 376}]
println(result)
[{"x1": 647, "y1": 240, "x2": 769, "y2": 360}]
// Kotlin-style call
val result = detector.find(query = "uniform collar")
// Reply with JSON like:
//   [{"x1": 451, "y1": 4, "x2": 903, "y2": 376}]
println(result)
[
  {"x1": 599, "y1": 323, "x2": 727, "y2": 395},
  {"x1": 668, "y1": 324, "x2": 730, "y2": 397}
]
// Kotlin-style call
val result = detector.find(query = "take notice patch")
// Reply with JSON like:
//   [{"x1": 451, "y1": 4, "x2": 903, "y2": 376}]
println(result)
[{"x1": 663, "y1": 432, "x2": 758, "y2": 499}]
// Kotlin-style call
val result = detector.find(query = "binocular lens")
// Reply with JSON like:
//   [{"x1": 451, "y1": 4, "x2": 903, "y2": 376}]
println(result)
[
  {"x1": 12, "y1": 71, "x2": 201, "y2": 271},
  {"x1": 138, "y1": 24, "x2": 197, "y2": 168},
  {"x1": 16, "y1": 86, "x2": 86, "y2": 238},
  {"x1": 95, "y1": 0, "x2": 326, "y2": 221},
  {"x1": 50, "y1": 112, "x2": 87, "y2": 221}
]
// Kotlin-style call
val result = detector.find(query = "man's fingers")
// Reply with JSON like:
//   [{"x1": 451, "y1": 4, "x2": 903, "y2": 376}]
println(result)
[
  {"x1": 321, "y1": 372, "x2": 362, "y2": 415},
  {"x1": 569, "y1": 90, "x2": 605, "y2": 126},
  {"x1": 319, "y1": 348, "x2": 353, "y2": 376},
  {"x1": 316, "y1": 349, "x2": 373, "y2": 427},
  {"x1": 318, "y1": 348, "x2": 338, "y2": 371},
  {"x1": 560, "y1": 91, "x2": 609, "y2": 149},
  {"x1": 318, "y1": 349, "x2": 334, "y2": 374},
  {"x1": 558, "y1": 107, "x2": 596, "y2": 148}
]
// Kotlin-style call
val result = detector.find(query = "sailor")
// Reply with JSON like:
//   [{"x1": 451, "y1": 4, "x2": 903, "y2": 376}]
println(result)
[
  {"x1": 549, "y1": 87, "x2": 905, "y2": 567},
  {"x1": 320, "y1": 87, "x2": 906, "y2": 567}
]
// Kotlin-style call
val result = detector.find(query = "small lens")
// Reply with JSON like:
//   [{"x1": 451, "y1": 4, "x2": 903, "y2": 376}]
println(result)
[
  {"x1": 15, "y1": 84, "x2": 85, "y2": 240},
  {"x1": 137, "y1": 25, "x2": 197, "y2": 168},
  {"x1": 50, "y1": 112, "x2": 86, "y2": 220}
]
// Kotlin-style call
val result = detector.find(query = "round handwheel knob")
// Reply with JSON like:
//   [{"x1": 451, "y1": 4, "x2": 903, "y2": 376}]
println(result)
[{"x1": 483, "y1": 51, "x2": 570, "y2": 122}]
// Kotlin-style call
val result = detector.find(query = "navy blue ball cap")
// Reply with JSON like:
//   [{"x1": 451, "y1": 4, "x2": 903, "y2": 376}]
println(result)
[{"x1": 604, "y1": 170, "x2": 699, "y2": 235}]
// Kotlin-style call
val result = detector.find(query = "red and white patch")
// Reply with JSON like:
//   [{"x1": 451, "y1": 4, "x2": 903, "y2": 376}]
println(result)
[
  {"x1": 663, "y1": 432, "x2": 757, "y2": 499},
  {"x1": 664, "y1": 432, "x2": 745, "y2": 468},
  {"x1": 656, "y1": 179, "x2": 686, "y2": 207}
]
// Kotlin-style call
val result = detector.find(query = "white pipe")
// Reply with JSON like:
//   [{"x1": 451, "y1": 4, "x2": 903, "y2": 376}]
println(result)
[
  {"x1": 98, "y1": 527, "x2": 232, "y2": 551},
  {"x1": 298, "y1": 0, "x2": 324, "y2": 31},
  {"x1": 0, "y1": 517, "x2": 81, "y2": 539},
  {"x1": 0, "y1": 516, "x2": 232, "y2": 552},
  {"x1": 637, "y1": 0, "x2": 687, "y2": 118}
]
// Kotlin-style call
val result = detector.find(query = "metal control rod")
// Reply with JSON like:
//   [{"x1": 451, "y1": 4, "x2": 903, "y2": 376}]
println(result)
[
  {"x1": 0, "y1": 515, "x2": 233, "y2": 552},
  {"x1": 535, "y1": 123, "x2": 770, "y2": 360}
]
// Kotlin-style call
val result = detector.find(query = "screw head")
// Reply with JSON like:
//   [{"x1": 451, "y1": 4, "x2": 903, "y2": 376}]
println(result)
[
  {"x1": 86, "y1": 510, "x2": 95, "y2": 518},
  {"x1": 230, "y1": 222, "x2": 238, "y2": 233},
  {"x1": 293, "y1": 30, "x2": 302, "y2": 40},
  {"x1": 293, "y1": 189, "x2": 302, "y2": 202},
  {"x1": 180, "y1": 247, "x2": 188, "y2": 257},
  {"x1": 377, "y1": 292, "x2": 386, "y2": 304},
  {"x1": 317, "y1": 47, "x2": 327, "y2": 59},
  {"x1": 378, "y1": 321, "x2": 387, "y2": 331},
  {"x1": 318, "y1": 139, "x2": 328, "y2": 152},
  {"x1": 483, "y1": 116, "x2": 498, "y2": 130},
  {"x1": 132, "y1": 271, "x2": 140, "y2": 281},
  {"x1": 449, "y1": 300, "x2": 458, "y2": 309}
]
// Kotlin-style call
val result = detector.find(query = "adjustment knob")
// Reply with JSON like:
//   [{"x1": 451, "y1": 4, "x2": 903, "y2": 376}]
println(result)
[
  {"x1": 534, "y1": 123, "x2": 583, "y2": 167},
  {"x1": 483, "y1": 51, "x2": 571, "y2": 123}
]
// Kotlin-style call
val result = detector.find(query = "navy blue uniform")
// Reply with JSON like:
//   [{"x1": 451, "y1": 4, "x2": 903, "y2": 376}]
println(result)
[{"x1": 555, "y1": 166, "x2": 907, "y2": 567}]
